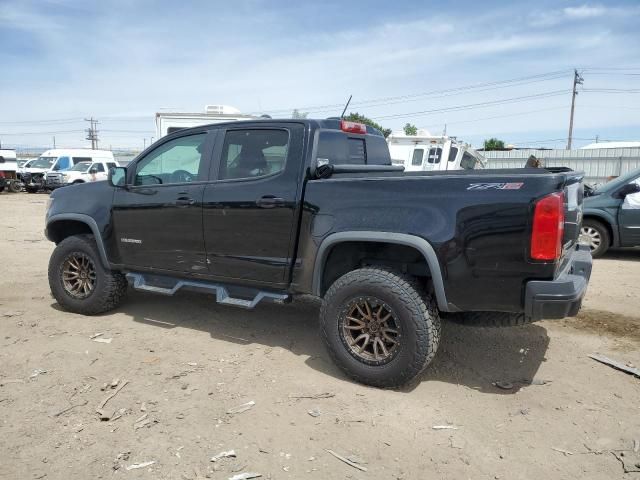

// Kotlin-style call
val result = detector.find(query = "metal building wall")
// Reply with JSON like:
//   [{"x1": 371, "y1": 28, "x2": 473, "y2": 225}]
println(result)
[{"x1": 483, "y1": 148, "x2": 640, "y2": 185}]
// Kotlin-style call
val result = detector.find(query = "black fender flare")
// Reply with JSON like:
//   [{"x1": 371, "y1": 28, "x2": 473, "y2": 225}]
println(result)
[
  {"x1": 46, "y1": 213, "x2": 111, "y2": 269},
  {"x1": 312, "y1": 231, "x2": 453, "y2": 312}
]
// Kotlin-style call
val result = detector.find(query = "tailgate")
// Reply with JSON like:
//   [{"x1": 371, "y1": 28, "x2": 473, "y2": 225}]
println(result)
[{"x1": 560, "y1": 170, "x2": 585, "y2": 258}]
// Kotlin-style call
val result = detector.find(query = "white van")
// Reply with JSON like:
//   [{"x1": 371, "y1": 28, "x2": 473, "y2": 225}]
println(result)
[
  {"x1": 387, "y1": 130, "x2": 485, "y2": 172},
  {"x1": 19, "y1": 149, "x2": 115, "y2": 193}
]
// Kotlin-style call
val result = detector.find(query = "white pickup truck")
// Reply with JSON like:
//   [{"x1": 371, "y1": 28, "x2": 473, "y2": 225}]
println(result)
[{"x1": 46, "y1": 159, "x2": 118, "y2": 189}]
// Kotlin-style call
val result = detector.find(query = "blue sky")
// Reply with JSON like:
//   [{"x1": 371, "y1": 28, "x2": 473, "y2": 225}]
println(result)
[{"x1": 0, "y1": 0, "x2": 639, "y2": 150}]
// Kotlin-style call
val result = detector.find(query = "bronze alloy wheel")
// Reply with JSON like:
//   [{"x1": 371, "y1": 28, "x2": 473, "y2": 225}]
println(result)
[
  {"x1": 62, "y1": 253, "x2": 97, "y2": 299},
  {"x1": 341, "y1": 297, "x2": 401, "y2": 365}
]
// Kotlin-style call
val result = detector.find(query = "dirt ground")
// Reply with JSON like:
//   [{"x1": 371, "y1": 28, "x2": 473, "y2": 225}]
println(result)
[{"x1": 1, "y1": 193, "x2": 639, "y2": 480}]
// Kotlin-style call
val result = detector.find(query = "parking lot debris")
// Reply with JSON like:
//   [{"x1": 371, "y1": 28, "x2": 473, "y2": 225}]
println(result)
[
  {"x1": 228, "y1": 473, "x2": 261, "y2": 480},
  {"x1": 92, "y1": 337, "x2": 112, "y2": 344},
  {"x1": 494, "y1": 381, "x2": 514, "y2": 390},
  {"x1": 432, "y1": 425, "x2": 460, "y2": 430},
  {"x1": 612, "y1": 450, "x2": 640, "y2": 473},
  {"x1": 211, "y1": 450, "x2": 237, "y2": 462},
  {"x1": 528, "y1": 378, "x2": 552, "y2": 386},
  {"x1": 134, "y1": 417, "x2": 151, "y2": 430},
  {"x1": 52, "y1": 399, "x2": 88, "y2": 417},
  {"x1": 289, "y1": 392, "x2": 335, "y2": 400},
  {"x1": 307, "y1": 408, "x2": 321, "y2": 417},
  {"x1": 29, "y1": 369, "x2": 47, "y2": 379},
  {"x1": 326, "y1": 449, "x2": 367, "y2": 472},
  {"x1": 89, "y1": 333, "x2": 104, "y2": 339},
  {"x1": 110, "y1": 378, "x2": 120, "y2": 389},
  {"x1": 3, "y1": 311, "x2": 23, "y2": 318},
  {"x1": 140, "y1": 402, "x2": 147, "y2": 412},
  {"x1": 227, "y1": 400, "x2": 255, "y2": 415},
  {"x1": 96, "y1": 379, "x2": 128, "y2": 413},
  {"x1": 551, "y1": 447, "x2": 574, "y2": 456},
  {"x1": 110, "y1": 408, "x2": 127, "y2": 422},
  {"x1": 589, "y1": 354, "x2": 640, "y2": 378},
  {"x1": 126, "y1": 460, "x2": 155, "y2": 470}
]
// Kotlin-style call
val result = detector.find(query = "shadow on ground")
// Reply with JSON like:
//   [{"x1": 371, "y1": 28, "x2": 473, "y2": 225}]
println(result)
[
  {"x1": 600, "y1": 248, "x2": 640, "y2": 262},
  {"x1": 107, "y1": 290, "x2": 550, "y2": 394}
]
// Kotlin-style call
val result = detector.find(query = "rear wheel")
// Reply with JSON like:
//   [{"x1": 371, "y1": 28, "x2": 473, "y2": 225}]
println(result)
[
  {"x1": 320, "y1": 268, "x2": 440, "y2": 388},
  {"x1": 48, "y1": 234, "x2": 128, "y2": 315},
  {"x1": 580, "y1": 219, "x2": 610, "y2": 258},
  {"x1": 8, "y1": 181, "x2": 21, "y2": 193}
]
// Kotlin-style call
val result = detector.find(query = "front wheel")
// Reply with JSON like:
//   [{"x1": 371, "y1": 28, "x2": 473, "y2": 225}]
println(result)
[
  {"x1": 48, "y1": 234, "x2": 128, "y2": 315},
  {"x1": 320, "y1": 268, "x2": 440, "y2": 388},
  {"x1": 580, "y1": 219, "x2": 610, "y2": 258}
]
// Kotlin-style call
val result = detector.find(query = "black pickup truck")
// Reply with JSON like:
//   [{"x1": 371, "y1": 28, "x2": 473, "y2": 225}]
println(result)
[{"x1": 45, "y1": 119, "x2": 592, "y2": 387}]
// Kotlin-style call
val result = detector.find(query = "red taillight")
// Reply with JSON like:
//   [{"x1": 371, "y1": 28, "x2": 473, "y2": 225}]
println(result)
[
  {"x1": 531, "y1": 192, "x2": 565, "y2": 261},
  {"x1": 340, "y1": 120, "x2": 367, "y2": 134}
]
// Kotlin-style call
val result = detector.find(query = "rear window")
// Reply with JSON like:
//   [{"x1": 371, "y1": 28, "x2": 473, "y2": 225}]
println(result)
[
  {"x1": 73, "y1": 157, "x2": 92, "y2": 164},
  {"x1": 316, "y1": 130, "x2": 391, "y2": 166}
]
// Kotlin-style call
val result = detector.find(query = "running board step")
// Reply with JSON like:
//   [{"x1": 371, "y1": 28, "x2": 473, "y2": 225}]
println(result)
[{"x1": 125, "y1": 273, "x2": 289, "y2": 309}]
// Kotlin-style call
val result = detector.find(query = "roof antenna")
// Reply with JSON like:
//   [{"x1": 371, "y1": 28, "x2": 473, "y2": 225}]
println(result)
[{"x1": 340, "y1": 95, "x2": 353, "y2": 119}]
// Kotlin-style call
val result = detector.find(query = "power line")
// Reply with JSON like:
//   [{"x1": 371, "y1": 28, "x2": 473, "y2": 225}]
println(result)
[
  {"x1": 0, "y1": 130, "x2": 85, "y2": 135},
  {"x1": 258, "y1": 69, "x2": 573, "y2": 115},
  {"x1": 370, "y1": 90, "x2": 571, "y2": 121}
]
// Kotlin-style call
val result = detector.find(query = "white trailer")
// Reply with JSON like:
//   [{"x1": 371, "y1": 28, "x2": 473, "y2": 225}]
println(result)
[
  {"x1": 387, "y1": 130, "x2": 485, "y2": 172},
  {"x1": 155, "y1": 105, "x2": 256, "y2": 138}
]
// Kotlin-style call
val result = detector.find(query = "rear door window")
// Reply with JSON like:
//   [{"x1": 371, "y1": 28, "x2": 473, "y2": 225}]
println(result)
[{"x1": 219, "y1": 129, "x2": 289, "y2": 180}]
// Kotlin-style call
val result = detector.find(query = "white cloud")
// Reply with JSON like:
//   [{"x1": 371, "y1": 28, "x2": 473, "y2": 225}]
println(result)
[{"x1": 563, "y1": 5, "x2": 607, "y2": 19}]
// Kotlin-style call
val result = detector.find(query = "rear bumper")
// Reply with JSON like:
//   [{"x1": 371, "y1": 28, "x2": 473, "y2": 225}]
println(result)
[{"x1": 524, "y1": 245, "x2": 592, "y2": 321}]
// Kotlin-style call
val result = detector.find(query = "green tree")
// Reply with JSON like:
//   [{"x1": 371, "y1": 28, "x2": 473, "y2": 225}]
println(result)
[
  {"x1": 344, "y1": 112, "x2": 392, "y2": 138},
  {"x1": 403, "y1": 123, "x2": 418, "y2": 136},
  {"x1": 483, "y1": 138, "x2": 506, "y2": 151},
  {"x1": 291, "y1": 109, "x2": 308, "y2": 119}
]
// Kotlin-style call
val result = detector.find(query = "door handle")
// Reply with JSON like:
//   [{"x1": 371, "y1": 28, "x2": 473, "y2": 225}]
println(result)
[
  {"x1": 176, "y1": 196, "x2": 196, "y2": 206},
  {"x1": 256, "y1": 195, "x2": 285, "y2": 208}
]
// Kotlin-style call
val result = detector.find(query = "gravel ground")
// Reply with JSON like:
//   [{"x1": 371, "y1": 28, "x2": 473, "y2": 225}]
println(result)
[{"x1": 1, "y1": 192, "x2": 639, "y2": 480}]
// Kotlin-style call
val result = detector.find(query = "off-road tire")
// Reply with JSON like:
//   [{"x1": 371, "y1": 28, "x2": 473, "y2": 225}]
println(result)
[
  {"x1": 48, "y1": 234, "x2": 127, "y2": 315},
  {"x1": 581, "y1": 219, "x2": 610, "y2": 258},
  {"x1": 444, "y1": 311, "x2": 530, "y2": 327},
  {"x1": 320, "y1": 267, "x2": 440, "y2": 388},
  {"x1": 8, "y1": 181, "x2": 21, "y2": 193}
]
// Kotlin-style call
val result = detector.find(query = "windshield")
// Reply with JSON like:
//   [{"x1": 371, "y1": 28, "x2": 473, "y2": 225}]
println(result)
[
  {"x1": 594, "y1": 168, "x2": 640, "y2": 194},
  {"x1": 69, "y1": 162, "x2": 92, "y2": 172},
  {"x1": 30, "y1": 157, "x2": 56, "y2": 169}
]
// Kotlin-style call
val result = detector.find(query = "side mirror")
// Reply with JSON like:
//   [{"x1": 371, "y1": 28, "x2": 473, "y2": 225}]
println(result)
[
  {"x1": 616, "y1": 182, "x2": 640, "y2": 199},
  {"x1": 108, "y1": 166, "x2": 127, "y2": 187}
]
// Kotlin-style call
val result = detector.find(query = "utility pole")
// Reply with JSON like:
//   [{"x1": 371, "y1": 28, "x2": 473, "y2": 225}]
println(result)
[
  {"x1": 53, "y1": 136, "x2": 56, "y2": 148},
  {"x1": 85, "y1": 117, "x2": 99, "y2": 149},
  {"x1": 566, "y1": 69, "x2": 584, "y2": 150},
  {"x1": 143, "y1": 138, "x2": 146, "y2": 150}
]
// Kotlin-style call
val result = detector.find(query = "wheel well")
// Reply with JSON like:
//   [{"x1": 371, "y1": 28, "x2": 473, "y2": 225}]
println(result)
[
  {"x1": 47, "y1": 220, "x2": 93, "y2": 244},
  {"x1": 583, "y1": 215, "x2": 613, "y2": 243},
  {"x1": 72, "y1": 180, "x2": 85, "y2": 184},
  {"x1": 320, "y1": 241, "x2": 432, "y2": 296}
]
